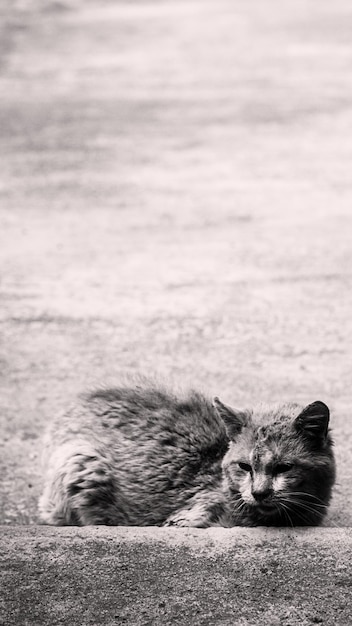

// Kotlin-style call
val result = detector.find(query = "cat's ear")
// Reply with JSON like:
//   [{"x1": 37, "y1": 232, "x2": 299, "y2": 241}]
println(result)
[
  {"x1": 213, "y1": 397, "x2": 248, "y2": 440},
  {"x1": 294, "y1": 401, "x2": 330, "y2": 441}
]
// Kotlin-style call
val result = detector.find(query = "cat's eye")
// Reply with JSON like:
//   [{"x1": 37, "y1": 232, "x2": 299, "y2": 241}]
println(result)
[
  {"x1": 238, "y1": 462, "x2": 252, "y2": 473},
  {"x1": 274, "y1": 463, "x2": 293, "y2": 474}
]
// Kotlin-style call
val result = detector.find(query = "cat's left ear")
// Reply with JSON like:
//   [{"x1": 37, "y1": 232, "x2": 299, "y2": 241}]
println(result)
[
  {"x1": 294, "y1": 401, "x2": 330, "y2": 441},
  {"x1": 213, "y1": 397, "x2": 248, "y2": 440}
]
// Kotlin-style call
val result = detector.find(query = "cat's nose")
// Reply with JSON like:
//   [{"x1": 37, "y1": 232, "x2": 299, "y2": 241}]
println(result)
[{"x1": 252, "y1": 488, "x2": 272, "y2": 502}]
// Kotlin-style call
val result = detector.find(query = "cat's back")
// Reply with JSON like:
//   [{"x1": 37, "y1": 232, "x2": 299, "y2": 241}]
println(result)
[{"x1": 48, "y1": 381, "x2": 228, "y2": 456}]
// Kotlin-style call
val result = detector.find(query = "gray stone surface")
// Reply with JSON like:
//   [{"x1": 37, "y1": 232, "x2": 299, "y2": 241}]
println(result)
[
  {"x1": 1, "y1": 526, "x2": 352, "y2": 626},
  {"x1": 1, "y1": 3, "x2": 352, "y2": 624},
  {"x1": 2, "y1": 0, "x2": 352, "y2": 531}
]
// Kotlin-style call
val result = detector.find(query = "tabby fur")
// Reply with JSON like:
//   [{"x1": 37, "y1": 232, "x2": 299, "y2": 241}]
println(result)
[{"x1": 39, "y1": 382, "x2": 335, "y2": 527}]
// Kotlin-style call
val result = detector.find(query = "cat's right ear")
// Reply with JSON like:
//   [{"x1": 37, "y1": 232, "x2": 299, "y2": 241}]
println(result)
[{"x1": 213, "y1": 397, "x2": 248, "y2": 440}]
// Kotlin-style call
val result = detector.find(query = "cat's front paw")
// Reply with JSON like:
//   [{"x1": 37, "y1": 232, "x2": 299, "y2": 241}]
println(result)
[{"x1": 163, "y1": 509, "x2": 210, "y2": 528}]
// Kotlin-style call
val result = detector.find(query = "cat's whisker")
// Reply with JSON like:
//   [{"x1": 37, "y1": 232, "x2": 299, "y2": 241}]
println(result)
[
  {"x1": 291, "y1": 500, "x2": 342, "y2": 529},
  {"x1": 325, "y1": 518, "x2": 343, "y2": 529},
  {"x1": 278, "y1": 496, "x2": 344, "y2": 528},
  {"x1": 321, "y1": 517, "x2": 342, "y2": 529},
  {"x1": 280, "y1": 501, "x2": 313, "y2": 526},
  {"x1": 287, "y1": 492, "x2": 329, "y2": 505},
  {"x1": 282, "y1": 497, "x2": 328, "y2": 511},
  {"x1": 282, "y1": 494, "x2": 328, "y2": 513},
  {"x1": 280, "y1": 501, "x2": 297, "y2": 526},
  {"x1": 276, "y1": 502, "x2": 294, "y2": 529},
  {"x1": 280, "y1": 496, "x2": 321, "y2": 511},
  {"x1": 276, "y1": 497, "x2": 319, "y2": 526}
]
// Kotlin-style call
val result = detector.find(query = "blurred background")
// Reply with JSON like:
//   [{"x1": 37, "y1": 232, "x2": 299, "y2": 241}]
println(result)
[{"x1": 1, "y1": 0, "x2": 352, "y2": 525}]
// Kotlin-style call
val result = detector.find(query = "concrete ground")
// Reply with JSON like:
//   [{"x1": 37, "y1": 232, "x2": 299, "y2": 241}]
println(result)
[
  {"x1": 1, "y1": 526, "x2": 352, "y2": 626},
  {"x1": 1, "y1": 0, "x2": 352, "y2": 624}
]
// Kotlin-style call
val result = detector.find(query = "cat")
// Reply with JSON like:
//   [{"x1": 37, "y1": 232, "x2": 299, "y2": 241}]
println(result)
[{"x1": 38, "y1": 381, "x2": 336, "y2": 528}]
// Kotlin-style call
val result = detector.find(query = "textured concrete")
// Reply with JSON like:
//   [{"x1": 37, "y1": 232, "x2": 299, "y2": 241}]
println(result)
[
  {"x1": 2, "y1": 0, "x2": 352, "y2": 530},
  {"x1": 1, "y1": 526, "x2": 352, "y2": 626},
  {"x1": 1, "y1": 3, "x2": 352, "y2": 623}
]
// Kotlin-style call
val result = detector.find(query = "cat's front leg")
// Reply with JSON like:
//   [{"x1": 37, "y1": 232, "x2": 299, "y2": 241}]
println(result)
[
  {"x1": 163, "y1": 507, "x2": 212, "y2": 528},
  {"x1": 163, "y1": 492, "x2": 227, "y2": 528}
]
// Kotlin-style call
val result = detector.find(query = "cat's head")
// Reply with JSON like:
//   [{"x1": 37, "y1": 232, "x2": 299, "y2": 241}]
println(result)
[{"x1": 214, "y1": 397, "x2": 336, "y2": 527}]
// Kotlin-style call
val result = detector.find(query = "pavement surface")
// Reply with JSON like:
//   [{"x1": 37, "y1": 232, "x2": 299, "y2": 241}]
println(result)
[
  {"x1": 1, "y1": 2, "x2": 352, "y2": 625},
  {"x1": 1, "y1": 526, "x2": 352, "y2": 626},
  {"x1": 1, "y1": 0, "x2": 352, "y2": 529}
]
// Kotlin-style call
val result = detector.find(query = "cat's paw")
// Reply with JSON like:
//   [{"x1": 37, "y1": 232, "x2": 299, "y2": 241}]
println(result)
[{"x1": 163, "y1": 509, "x2": 210, "y2": 528}]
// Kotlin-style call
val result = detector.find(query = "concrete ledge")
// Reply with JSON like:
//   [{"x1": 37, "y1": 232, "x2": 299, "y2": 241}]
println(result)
[{"x1": 1, "y1": 527, "x2": 352, "y2": 626}]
